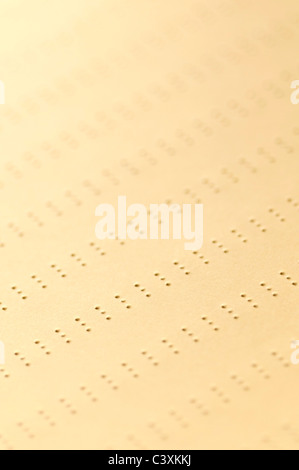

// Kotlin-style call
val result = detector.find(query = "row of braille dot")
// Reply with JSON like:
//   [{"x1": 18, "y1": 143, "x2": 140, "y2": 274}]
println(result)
[
  {"x1": 192, "y1": 251, "x2": 209, "y2": 264},
  {"x1": 148, "y1": 422, "x2": 168, "y2": 441},
  {"x1": 8, "y1": 222, "x2": 24, "y2": 238},
  {"x1": 240, "y1": 293, "x2": 258, "y2": 308},
  {"x1": 11, "y1": 286, "x2": 27, "y2": 300},
  {"x1": 212, "y1": 239, "x2": 229, "y2": 254},
  {"x1": 70, "y1": 253, "x2": 86, "y2": 267},
  {"x1": 59, "y1": 398, "x2": 77, "y2": 415},
  {"x1": 193, "y1": 118, "x2": 213, "y2": 137},
  {"x1": 175, "y1": 129, "x2": 194, "y2": 147},
  {"x1": 114, "y1": 295, "x2": 132, "y2": 309},
  {"x1": 80, "y1": 386, "x2": 98, "y2": 403},
  {"x1": 271, "y1": 351, "x2": 290, "y2": 368},
  {"x1": 173, "y1": 261, "x2": 190, "y2": 275},
  {"x1": 31, "y1": 275, "x2": 47, "y2": 289},
  {"x1": 126, "y1": 434, "x2": 144, "y2": 450},
  {"x1": 257, "y1": 147, "x2": 276, "y2": 163},
  {"x1": 227, "y1": 98, "x2": 248, "y2": 117},
  {"x1": 161, "y1": 338, "x2": 179, "y2": 354},
  {"x1": 276, "y1": 137, "x2": 293, "y2": 154},
  {"x1": 23, "y1": 152, "x2": 41, "y2": 168},
  {"x1": 14, "y1": 352, "x2": 30, "y2": 367},
  {"x1": 141, "y1": 350, "x2": 159, "y2": 366},
  {"x1": 34, "y1": 340, "x2": 51, "y2": 355},
  {"x1": 201, "y1": 316, "x2": 219, "y2": 331},
  {"x1": 231, "y1": 229, "x2": 248, "y2": 243},
  {"x1": 54, "y1": 329, "x2": 71, "y2": 343},
  {"x1": 78, "y1": 121, "x2": 98, "y2": 140},
  {"x1": 139, "y1": 148, "x2": 157, "y2": 166},
  {"x1": 121, "y1": 362, "x2": 139, "y2": 378},
  {"x1": 287, "y1": 197, "x2": 299, "y2": 210},
  {"x1": 211, "y1": 109, "x2": 231, "y2": 128},
  {"x1": 169, "y1": 410, "x2": 189, "y2": 429},
  {"x1": 74, "y1": 318, "x2": 91, "y2": 332},
  {"x1": 230, "y1": 375, "x2": 250, "y2": 392},
  {"x1": 100, "y1": 374, "x2": 118, "y2": 390},
  {"x1": 83, "y1": 180, "x2": 101, "y2": 196},
  {"x1": 27, "y1": 211, "x2": 43, "y2": 227},
  {"x1": 59, "y1": 131, "x2": 79, "y2": 150},
  {"x1": 65, "y1": 190, "x2": 82, "y2": 207},
  {"x1": 251, "y1": 363, "x2": 271, "y2": 380},
  {"x1": 154, "y1": 272, "x2": 171, "y2": 286},
  {"x1": 221, "y1": 305, "x2": 239, "y2": 320},
  {"x1": 45, "y1": 201, "x2": 62, "y2": 217},
  {"x1": 181, "y1": 327, "x2": 199, "y2": 343},
  {"x1": 102, "y1": 169, "x2": 119, "y2": 186},
  {"x1": 134, "y1": 283, "x2": 151, "y2": 297},
  {"x1": 50, "y1": 264, "x2": 67, "y2": 277},
  {"x1": 94, "y1": 306, "x2": 111, "y2": 320},
  {"x1": 41, "y1": 141, "x2": 60, "y2": 159},
  {"x1": 17, "y1": 422, "x2": 34, "y2": 440},
  {"x1": 239, "y1": 158, "x2": 257, "y2": 173},
  {"x1": 210, "y1": 385, "x2": 231, "y2": 404},
  {"x1": 189, "y1": 398, "x2": 209, "y2": 416},
  {"x1": 268, "y1": 208, "x2": 285, "y2": 222},
  {"x1": 38, "y1": 410, "x2": 55, "y2": 427},
  {"x1": 5, "y1": 163, "x2": 22, "y2": 179},
  {"x1": 221, "y1": 167, "x2": 239, "y2": 183},
  {"x1": 260, "y1": 282, "x2": 278, "y2": 297},
  {"x1": 89, "y1": 242, "x2": 106, "y2": 255},
  {"x1": 184, "y1": 188, "x2": 202, "y2": 204},
  {"x1": 120, "y1": 158, "x2": 139, "y2": 175},
  {"x1": 0, "y1": 368, "x2": 9, "y2": 378},
  {"x1": 279, "y1": 272, "x2": 297, "y2": 286},
  {"x1": 249, "y1": 218, "x2": 267, "y2": 232},
  {"x1": 202, "y1": 177, "x2": 220, "y2": 194}
]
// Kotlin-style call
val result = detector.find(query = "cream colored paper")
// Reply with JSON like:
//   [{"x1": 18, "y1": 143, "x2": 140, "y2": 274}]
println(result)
[{"x1": 0, "y1": 0, "x2": 298, "y2": 450}]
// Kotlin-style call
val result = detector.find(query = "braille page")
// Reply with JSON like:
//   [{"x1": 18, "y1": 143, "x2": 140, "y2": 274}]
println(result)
[{"x1": 0, "y1": 0, "x2": 298, "y2": 450}]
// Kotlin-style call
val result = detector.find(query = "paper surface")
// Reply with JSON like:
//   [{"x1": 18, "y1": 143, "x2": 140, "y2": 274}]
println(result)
[{"x1": 0, "y1": 0, "x2": 298, "y2": 450}]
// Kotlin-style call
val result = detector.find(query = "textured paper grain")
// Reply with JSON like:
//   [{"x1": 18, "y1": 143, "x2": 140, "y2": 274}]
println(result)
[{"x1": 0, "y1": 0, "x2": 298, "y2": 450}]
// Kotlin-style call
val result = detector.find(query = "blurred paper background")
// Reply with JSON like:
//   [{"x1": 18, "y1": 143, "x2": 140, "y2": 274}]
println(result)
[{"x1": 0, "y1": 0, "x2": 298, "y2": 450}]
